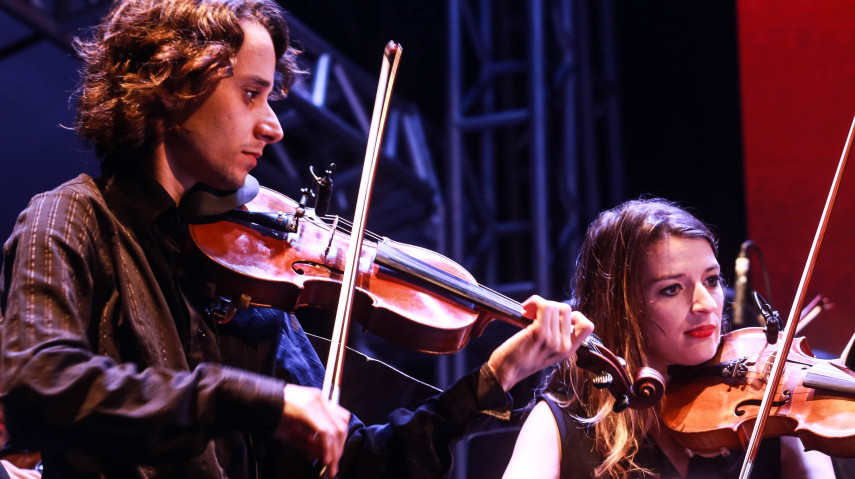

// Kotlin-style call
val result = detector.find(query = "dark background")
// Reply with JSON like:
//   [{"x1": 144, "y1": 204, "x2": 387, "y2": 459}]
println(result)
[
  {"x1": 0, "y1": 1, "x2": 746, "y2": 262},
  {"x1": 283, "y1": 1, "x2": 746, "y2": 262}
]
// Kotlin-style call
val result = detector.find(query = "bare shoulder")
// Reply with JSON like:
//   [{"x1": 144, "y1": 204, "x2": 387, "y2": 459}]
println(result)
[{"x1": 502, "y1": 400, "x2": 561, "y2": 479}]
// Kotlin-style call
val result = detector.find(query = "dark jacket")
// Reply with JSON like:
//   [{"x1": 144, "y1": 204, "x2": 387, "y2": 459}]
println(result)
[{"x1": 0, "y1": 173, "x2": 510, "y2": 478}]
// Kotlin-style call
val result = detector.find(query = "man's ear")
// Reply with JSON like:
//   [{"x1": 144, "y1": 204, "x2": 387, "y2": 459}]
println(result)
[
  {"x1": 158, "y1": 93, "x2": 191, "y2": 129},
  {"x1": 159, "y1": 92, "x2": 176, "y2": 110}
]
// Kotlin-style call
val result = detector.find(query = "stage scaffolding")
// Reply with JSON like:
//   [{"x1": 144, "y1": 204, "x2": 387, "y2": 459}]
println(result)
[{"x1": 444, "y1": 0, "x2": 624, "y2": 477}]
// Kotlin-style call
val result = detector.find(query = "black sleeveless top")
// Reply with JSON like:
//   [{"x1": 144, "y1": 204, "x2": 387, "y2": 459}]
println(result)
[{"x1": 541, "y1": 396, "x2": 783, "y2": 479}]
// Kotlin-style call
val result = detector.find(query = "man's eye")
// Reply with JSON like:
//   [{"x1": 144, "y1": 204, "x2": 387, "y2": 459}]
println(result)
[{"x1": 246, "y1": 90, "x2": 259, "y2": 101}]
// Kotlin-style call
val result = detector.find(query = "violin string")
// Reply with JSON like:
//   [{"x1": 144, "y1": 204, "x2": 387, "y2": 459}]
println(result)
[
  {"x1": 751, "y1": 351, "x2": 817, "y2": 370},
  {"x1": 727, "y1": 350, "x2": 855, "y2": 384},
  {"x1": 312, "y1": 215, "x2": 855, "y2": 385},
  {"x1": 319, "y1": 215, "x2": 384, "y2": 242},
  {"x1": 318, "y1": 215, "x2": 525, "y2": 313},
  {"x1": 585, "y1": 338, "x2": 600, "y2": 354}
]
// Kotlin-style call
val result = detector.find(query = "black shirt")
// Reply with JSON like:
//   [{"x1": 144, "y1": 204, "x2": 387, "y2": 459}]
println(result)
[{"x1": 541, "y1": 396, "x2": 782, "y2": 479}]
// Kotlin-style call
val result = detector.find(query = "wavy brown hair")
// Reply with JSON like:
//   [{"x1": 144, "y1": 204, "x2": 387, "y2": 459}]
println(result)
[
  {"x1": 543, "y1": 198, "x2": 719, "y2": 478},
  {"x1": 72, "y1": 0, "x2": 300, "y2": 174}
]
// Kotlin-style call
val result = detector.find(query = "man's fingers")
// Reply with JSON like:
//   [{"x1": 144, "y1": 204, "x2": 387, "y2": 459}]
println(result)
[
  {"x1": 311, "y1": 401, "x2": 349, "y2": 473},
  {"x1": 277, "y1": 384, "x2": 350, "y2": 475}
]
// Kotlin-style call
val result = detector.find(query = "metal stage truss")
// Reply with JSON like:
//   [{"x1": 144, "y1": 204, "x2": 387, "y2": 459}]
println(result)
[{"x1": 445, "y1": 0, "x2": 623, "y2": 477}]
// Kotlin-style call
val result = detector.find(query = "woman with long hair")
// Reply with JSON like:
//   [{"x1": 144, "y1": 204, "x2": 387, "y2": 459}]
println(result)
[{"x1": 503, "y1": 198, "x2": 833, "y2": 478}]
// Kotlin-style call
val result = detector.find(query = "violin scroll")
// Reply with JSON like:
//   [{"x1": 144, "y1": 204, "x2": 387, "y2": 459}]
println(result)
[
  {"x1": 576, "y1": 335, "x2": 665, "y2": 412},
  {"x1": 632, "y1": 367, "x2": 668, "y2": 409}
]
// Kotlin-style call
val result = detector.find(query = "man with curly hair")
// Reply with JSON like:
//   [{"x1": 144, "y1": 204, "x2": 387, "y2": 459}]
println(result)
[{"x1": 0, "y1": 1, "x2": 593, "y2": 477}]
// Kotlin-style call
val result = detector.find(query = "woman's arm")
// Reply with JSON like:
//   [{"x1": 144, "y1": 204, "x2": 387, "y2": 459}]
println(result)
[
  {"x1": 780, "y1": 436, "x2": 834, "y2": 479},
  {"x1": 503, "y1": 401, "x2": 562, "y2": 479}
]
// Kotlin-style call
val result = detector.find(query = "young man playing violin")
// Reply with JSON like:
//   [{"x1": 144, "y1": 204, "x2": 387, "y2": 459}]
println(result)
[
  {"x1": 0, "y1": 0, "x2": 593, "y2": 477},
  {"x1": 502, "y1": 198, "x2": 834, "y2": 479}
]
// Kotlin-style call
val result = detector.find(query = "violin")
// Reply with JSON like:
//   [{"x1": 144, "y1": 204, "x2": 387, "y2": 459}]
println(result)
[
  {"x1": 661, "y1": 327, "x2": 855, "y2": 458},
  {"x1": 0, "y1": 449, "x2": 41, "y2": 472},
  {"x1": 188, "y1": 186, "x2": 664, "y2": 410}
]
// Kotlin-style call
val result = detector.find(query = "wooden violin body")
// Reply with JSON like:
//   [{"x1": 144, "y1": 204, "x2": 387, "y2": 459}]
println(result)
[
  {"x1": 190, "y1": 186, "x2": 494, "y2": 354},
  {"x1": 0, "y1": 450, "x2": 41, "y2": 471},
  {"x1": 662, "y1": 327, "x2": 855, "y2": 457}
]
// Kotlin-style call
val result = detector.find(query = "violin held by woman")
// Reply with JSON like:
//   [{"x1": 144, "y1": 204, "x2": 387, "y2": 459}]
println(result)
[{"x1": 663, "y1": 324, "x2": 855, "y2": 460}]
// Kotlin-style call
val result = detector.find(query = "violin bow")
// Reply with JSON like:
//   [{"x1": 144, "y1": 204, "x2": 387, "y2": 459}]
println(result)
[
  {"x1": 738, "y1": 114, "x2": 855, "y2": 479},
  {"x1": 322, "y1": 41, "x2": 403, "y2": 405}
]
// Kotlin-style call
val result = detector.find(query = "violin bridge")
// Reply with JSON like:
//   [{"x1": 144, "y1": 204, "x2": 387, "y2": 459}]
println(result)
[{"x1": 324, "y1": 215, "x2": 340, "y2": 260}]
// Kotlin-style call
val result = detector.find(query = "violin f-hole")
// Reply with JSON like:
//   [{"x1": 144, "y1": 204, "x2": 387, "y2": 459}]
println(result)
[
  {"x1": 293, "y1": 260, "x2": 343, "y2": 277},
  {"x1": 734, "y1": 390, "x2": 791, "y2": 417}
]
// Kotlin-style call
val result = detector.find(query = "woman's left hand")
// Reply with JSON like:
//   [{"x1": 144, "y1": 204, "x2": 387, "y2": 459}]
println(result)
[{"x1": 487, "y1": 295, "x2": 594, "y2": 392}]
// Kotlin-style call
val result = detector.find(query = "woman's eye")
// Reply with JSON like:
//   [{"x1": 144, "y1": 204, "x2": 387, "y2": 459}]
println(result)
[
  {"x1": 246, "y1": 90, "x2": 259, "y2": 101},
  {"x1": 659, "y1": 284, "x2": 681, "y2": 296},
  {"x1": 705, "y1": 275, "x2": 721, "y2": 287}
]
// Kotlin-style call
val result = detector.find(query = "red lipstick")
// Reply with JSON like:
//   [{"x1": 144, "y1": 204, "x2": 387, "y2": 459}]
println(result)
[{"x1": 686, "y1": 324, "x2": 716, "y2": 339}]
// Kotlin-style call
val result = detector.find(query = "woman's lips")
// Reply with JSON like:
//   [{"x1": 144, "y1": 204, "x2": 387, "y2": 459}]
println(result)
[{"x1": 686, "y1": 324, "x2": 716, "y2": 338}]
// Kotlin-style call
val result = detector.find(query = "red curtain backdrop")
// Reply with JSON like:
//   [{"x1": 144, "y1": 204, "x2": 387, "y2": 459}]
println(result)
[{"x1": 738, "y1": 0, "x2": 855, "y2": 356}]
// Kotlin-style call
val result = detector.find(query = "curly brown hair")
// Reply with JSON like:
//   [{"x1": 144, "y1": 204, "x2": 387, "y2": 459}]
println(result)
[
  {"x1": 72, "y1": 0, "x2": 300, "y2": 174},
  {"x1": 543, "y1": 198, "x2": 719, "y2": 478}
]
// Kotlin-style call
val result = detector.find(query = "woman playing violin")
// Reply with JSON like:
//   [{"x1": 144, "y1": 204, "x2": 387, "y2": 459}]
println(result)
[
  {"x1": 503, "y1": 198, "x2": 834, "y2": 478},
  {"x1": 0, "y1": 0, "x2": 594, "y2": 477}
]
